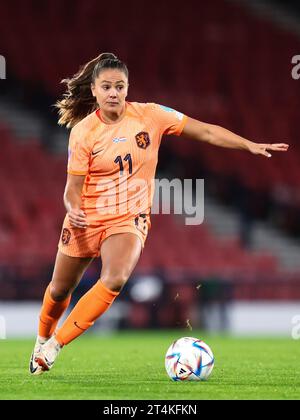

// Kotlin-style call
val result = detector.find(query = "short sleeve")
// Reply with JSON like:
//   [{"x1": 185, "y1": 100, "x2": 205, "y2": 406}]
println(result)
[
  {"x1": 147, "y1": 103, "x2": 188, "y2": 136},
  {"x1": 67, "y1": 127, "x2": 92, "y2": 176}
]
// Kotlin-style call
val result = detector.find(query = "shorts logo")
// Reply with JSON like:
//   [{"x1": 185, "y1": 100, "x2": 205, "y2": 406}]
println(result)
[
  {"x1": 61, "y1": 228, "x2": 71, "y2": 245},
  {"x1": 135, "y1": 132, "x2": 150, "y2": 149}
]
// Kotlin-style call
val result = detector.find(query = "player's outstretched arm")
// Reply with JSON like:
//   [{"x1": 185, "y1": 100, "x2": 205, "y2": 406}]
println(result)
[{"x1": 182, "y1": 117, "x2": 289, "y2": 158}]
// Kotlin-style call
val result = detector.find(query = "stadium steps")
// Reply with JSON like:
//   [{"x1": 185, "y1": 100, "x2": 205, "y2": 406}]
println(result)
[
  {"x1": 0, "y1": 100, "x2": 68, "y2": 153},
  {"x1": 204, "y1": 196, "x2": 300, "y2": 272},
  {"x1": 204, "y1": 197, "x2": 241, "y2": 236},
  {"x1": 236, "y1": 0, "x2": 300, "y2": 36},
  {"x1": 251, "y1": 223, "x2": 300, "y2": 271},
  {"x1": 0, "y1": 100, "x2": 44, "y2": 139}
]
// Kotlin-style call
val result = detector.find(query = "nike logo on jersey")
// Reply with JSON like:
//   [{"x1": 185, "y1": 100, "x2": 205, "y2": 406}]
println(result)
[
  {"x1": 91, "y1": 148, "x2": 104, "y2": 156},
  {"x1": 113, "y1": 137, "x2": 127, "y2": 143}
]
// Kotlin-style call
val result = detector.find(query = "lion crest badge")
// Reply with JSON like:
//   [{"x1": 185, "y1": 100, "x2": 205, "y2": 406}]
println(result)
[
  {"x1": 135, "y1": 132, "x2": 150, "y2": 149},
  {"x1": 61, "y1": 228, "x2": 71, "y2": 245}
]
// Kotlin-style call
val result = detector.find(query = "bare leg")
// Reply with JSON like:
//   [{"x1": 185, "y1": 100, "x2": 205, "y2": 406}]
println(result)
[
  {"x1": 52, "y1": 233, "x2": 142, "y2": 348},
  {"x1": 30, "y1": 251, "x2": 94, "y2": 374},
  {"x1": 50, "y1": 250, "x2": 94, "y2": 301},
  {"x1": 39, "y1": 251, "x2": 94, "y2": 338},
  {"x1": 100, "y1": 233, "x2": 142, "y2": 291}
]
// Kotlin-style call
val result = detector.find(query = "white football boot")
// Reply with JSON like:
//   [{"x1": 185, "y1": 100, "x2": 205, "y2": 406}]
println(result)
[
  {"x1": 35, "y1": 336, "x2": 62, "y2": 372},
  {"x1": 29, "y1": 336, "x2": 49, "y2": 375}
]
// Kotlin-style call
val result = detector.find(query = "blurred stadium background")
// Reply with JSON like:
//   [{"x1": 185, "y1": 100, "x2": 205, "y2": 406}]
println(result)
[{"x1": 1, "y1": 0, "x2": 300, "y2": 339}]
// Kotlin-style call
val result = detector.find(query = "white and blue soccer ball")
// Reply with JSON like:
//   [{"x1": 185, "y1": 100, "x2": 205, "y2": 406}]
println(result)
[{"x1": 165, "y1": 337, "x2": 214, "y2": 381}]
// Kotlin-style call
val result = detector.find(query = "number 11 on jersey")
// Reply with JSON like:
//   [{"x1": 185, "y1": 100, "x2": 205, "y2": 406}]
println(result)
[{"x1": 114, "y1": 154, "x2": 133, "y2": 175}]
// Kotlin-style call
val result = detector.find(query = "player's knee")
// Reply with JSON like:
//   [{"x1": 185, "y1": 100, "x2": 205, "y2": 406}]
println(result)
[
  {"x1": 50, "y1": 285, "x2": 71, "y2": 301},
  {"x1": 101, "y1": 271, "x2": 130, "y2": 292}
]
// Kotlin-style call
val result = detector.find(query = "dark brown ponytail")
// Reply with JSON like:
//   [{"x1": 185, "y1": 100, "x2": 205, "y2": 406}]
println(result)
[{"x1": 55, "y1": 53, "x2": 128, "y2": 128}]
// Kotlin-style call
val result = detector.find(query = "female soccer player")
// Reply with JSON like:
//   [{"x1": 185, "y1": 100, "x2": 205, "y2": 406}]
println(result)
[{"x1": 29, "y1": 53, "x2": 288, "y2": 374}]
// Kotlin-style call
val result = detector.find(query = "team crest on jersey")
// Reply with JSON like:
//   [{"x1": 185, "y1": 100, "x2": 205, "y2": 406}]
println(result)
[
  {"x1": 61, "y1": 228, "x2": 71, "y2": 245},
  {"x1": 135, "y1": 132, "x2": 150, "y2": 149}
]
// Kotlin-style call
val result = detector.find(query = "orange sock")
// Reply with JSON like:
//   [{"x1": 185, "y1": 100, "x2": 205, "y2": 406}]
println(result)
[
  {"x1": 39, "y1": 284, "x2": 71, "y2": 339},
  {"x1": 55, "y1": 281, "x2": 119, "y2": 346}
]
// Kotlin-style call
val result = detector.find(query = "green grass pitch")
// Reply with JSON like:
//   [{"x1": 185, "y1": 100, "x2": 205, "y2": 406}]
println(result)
[{"x1": 1, "y1": 330, "x2": 300, "y2": 400}]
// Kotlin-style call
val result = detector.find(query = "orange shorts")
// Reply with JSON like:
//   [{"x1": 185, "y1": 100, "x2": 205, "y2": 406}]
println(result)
[{"x1": 58, "y1": 213, "x2": 151, "y2": 258}]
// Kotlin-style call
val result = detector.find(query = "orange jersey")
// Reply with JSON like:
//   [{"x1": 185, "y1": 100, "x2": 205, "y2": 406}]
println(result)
[{"x1": 67, "y1": 102, "x2": 187, "y2": 225}]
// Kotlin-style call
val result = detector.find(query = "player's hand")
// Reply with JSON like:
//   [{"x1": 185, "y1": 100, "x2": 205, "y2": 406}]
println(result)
[
  {"x1": 248, "y1": 142, "x2": 289, "y2": 158},
  {"x1": 68, "y1": 209, "x2": 89, "y2": 229}
]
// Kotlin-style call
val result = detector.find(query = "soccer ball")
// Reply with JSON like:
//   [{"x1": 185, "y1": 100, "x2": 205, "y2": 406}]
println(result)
[{"x1": 165, "y1": 337, "x2": 214, "y2": 381}]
